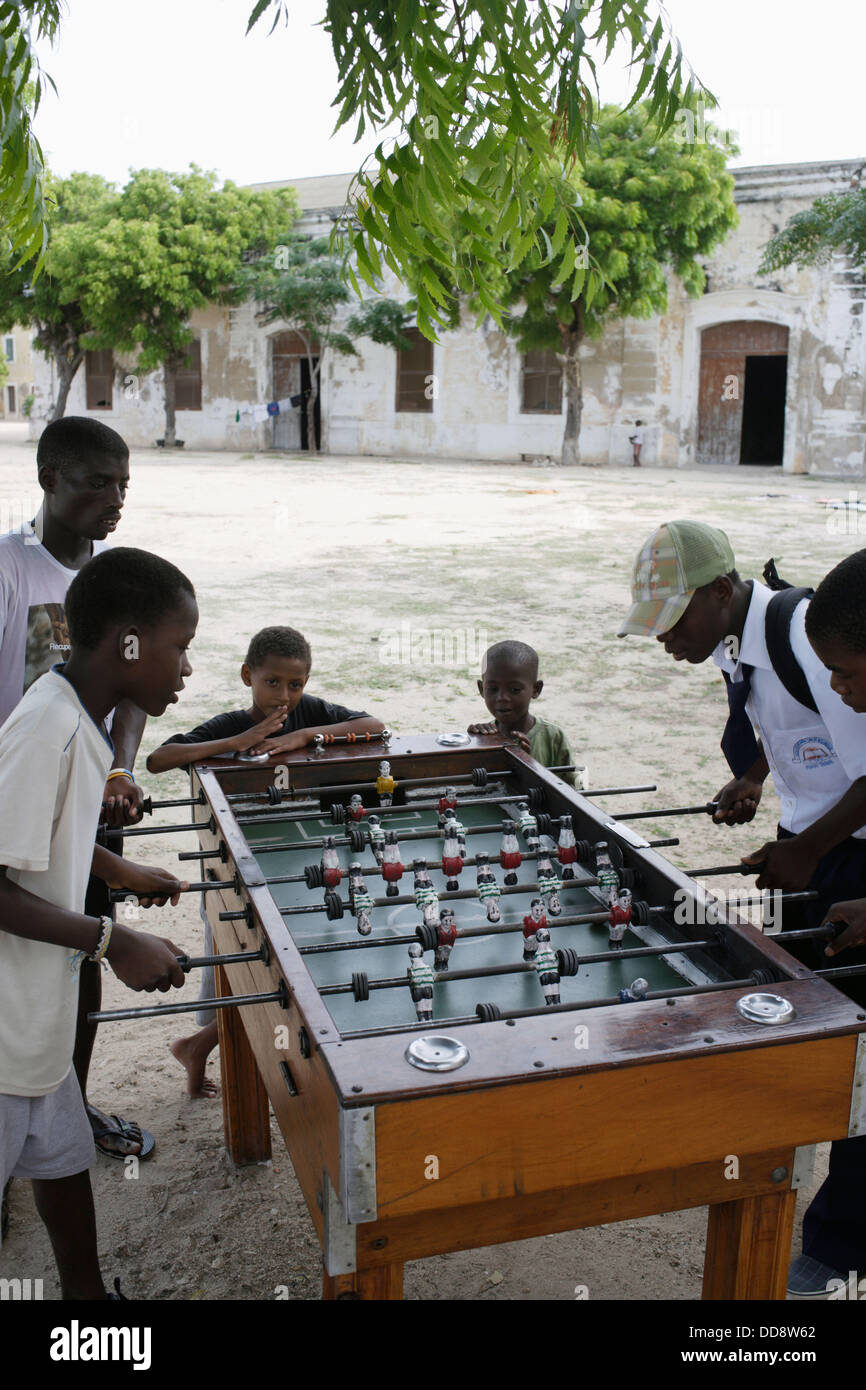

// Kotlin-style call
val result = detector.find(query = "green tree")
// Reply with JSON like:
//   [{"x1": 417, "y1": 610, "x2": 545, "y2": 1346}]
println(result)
[
  {"x1": 0, "y1": 172, "x2": 119, "y2": 421},
  {"x1": 759, "y1": 189, "x2": 866, "y2": 275},
  {"x1": 243, "y1": 232, "x2": 412, "y2": 452},
  {"x1": 77, "y1": 168, "x2": 299, "y2": 445},
  {"x1": 0, "y1": 1, "x2": 60, "y2": 268},
  {"x1": 498, "y1": 104, "x2": 737, "y2": 464},
  {"x1": 5, "y1": 2, "x2": 709, "y2": 320}
]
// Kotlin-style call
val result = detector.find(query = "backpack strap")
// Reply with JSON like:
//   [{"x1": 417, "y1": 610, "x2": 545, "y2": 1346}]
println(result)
[{"x1": 764, "y1": 587, "x2": 818, "y2": 713}]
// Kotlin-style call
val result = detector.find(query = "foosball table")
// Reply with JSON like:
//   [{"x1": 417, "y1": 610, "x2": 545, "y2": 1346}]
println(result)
[{"x1": 100, "y1": 734, "x2": 866, "y2": 1300}]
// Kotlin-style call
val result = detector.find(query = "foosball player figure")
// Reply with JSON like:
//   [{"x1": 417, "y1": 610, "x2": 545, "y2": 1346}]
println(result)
[
  {"x1": 557, "y1": 814, "x2": 578, "y2": 880},
  {"x1": 536, "y1": 849, "x2": 563, "y2": 917},
  {"x1": 435, "y1": 907, "x2": 458, "y2": 971},
  {"x1": 413, "y1": 858, "x2": 439, "y2": 918},
  {"x1": 442, "y1": 810, "x2": 467, "y2": 846},
  {"x1": 533, "y1": 927, "x2": 561, "y2": 1006},
  {"x1": 375, "y1": 759, "x2": 396, "y2": 806},
  {"x1": 522, "y1": 896, "x2": 547, "y2": 960},
  {"x1": 619, "y1": 977, "x2": 648, "y2": 1004},
  {"x1": 441, "y1": 822, "x2": 464, "y2": 892},
  {"x1": 475, "y1": 851, "x2": 502, "y2": 923},
  {"x1": 381, "y1": 830, "x2": 404, "y2": 897},
  {"x1": 515, "y1": 799, "x2": 538, "y2": 839},
  {"x1": 594, "y1": 841, "x2": 620, "y2": 906},
  {"x1": 608, "y1": 888, "x2": 633, "y2": 950},
  {"x1": 500, "y1": 819, "x2": 522, "y2": 886},
  {"x1": 407, "y1": 942, "x2": 435, "y2": 1022},
  {"x1": 321, "y1": 835, "x2": 342, "y2": 889},
  {"x1": 437, "y1": 785, "x2": 458, "y2": 827},
  {"x1": 367, "y1": 812, "x2": 386, "y2": 863},
  {"x1": 347, "y1": 793, "x2": 366, "y2": 822},
  {"x1": 348, "y1": 862, "x2": 374, "y2": 936}
]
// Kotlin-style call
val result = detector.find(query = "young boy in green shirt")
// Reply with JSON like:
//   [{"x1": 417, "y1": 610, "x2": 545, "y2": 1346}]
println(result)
[{"x1": 467, "y1": 640, "x2": 579, "y2": 785}]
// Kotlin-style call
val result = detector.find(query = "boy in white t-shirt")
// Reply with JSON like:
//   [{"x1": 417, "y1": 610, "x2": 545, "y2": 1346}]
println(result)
[{"x1": 0, "y1": 547, "x2": 197, "y2": 1299}]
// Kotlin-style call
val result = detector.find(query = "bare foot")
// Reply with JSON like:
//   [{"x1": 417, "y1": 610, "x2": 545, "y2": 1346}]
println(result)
[{"x1": 170, "y1": 1027, "x2": 220, "y2": 1098}]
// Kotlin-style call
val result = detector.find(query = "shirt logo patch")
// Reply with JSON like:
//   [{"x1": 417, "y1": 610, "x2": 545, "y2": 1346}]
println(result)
[{"x1": 792, "y1": 736, "x2": 836, "y2": 768}]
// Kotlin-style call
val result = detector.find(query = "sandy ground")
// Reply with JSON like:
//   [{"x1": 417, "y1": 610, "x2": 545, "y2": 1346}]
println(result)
[{"x1": 0, "y1": 425, "x2": 861, "y2": 1302}]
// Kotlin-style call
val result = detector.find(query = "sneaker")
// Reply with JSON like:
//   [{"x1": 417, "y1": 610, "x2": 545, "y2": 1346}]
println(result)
[{"x1": 787, "y1": 1254, "x2": 846, "y2": 1297}]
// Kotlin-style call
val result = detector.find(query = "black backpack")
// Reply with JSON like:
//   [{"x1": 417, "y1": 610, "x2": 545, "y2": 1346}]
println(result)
[{"x1": 760, "y1": 558, "x2": 817, "y2": 714}]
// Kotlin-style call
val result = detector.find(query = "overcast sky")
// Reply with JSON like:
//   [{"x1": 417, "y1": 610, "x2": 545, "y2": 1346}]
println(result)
[{"x1": 33, "y1": 0, "x2": 865, "y2": 189}]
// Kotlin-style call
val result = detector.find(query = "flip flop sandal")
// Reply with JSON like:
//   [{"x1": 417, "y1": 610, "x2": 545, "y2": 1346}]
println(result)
[
  {"x1": 1, "y1": 1178, "x2": 11, "y2": 1238},
  {"x1": 92, "y1": 1115, "x2": 156, "y2": 1161},
  {"x1": 107, "y1": 1278, "x2": 128, "y2": 1300}
]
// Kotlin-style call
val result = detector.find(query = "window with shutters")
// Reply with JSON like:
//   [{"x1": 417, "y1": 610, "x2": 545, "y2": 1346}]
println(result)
[
  {"x1": 521, "y1": 350, "x2": 563, "y2": 413},
  {"x1": 175, "y1": 340, "x2": 202, "y2": 411},
  {"x1": 395, "y1": 328, "x2": 434, "y2": 413},
  {"x1": 85, "y1": 350, "x2": 113, "y2": 410}
]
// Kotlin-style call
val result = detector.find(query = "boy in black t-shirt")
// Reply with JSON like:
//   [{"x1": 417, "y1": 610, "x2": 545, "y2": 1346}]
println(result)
[
  {"x1": 148, "y1": 625, "x2": 384, "y2": 1096},
  {"x1": 147, "y1": 624, "x2": 384, "y2": 773}
]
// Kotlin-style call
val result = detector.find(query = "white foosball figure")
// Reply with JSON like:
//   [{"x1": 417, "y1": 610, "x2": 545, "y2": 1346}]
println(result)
[
  {"x1": 381, "y1": 829, "x2": 404, "y2": 897},
  {"x1": 557, "y1": 814, "x2": 578, "y2": 879},
  {"x1": 515, "y1": 800, "x2": 537, "y2": 839},
  {"x1": 348, "y1": 862, "x2": 374, "y2": 936},
  {"x1": 594, "y1": 840, "x2": 620, "y2": 906},
  {"x1": 321, "y1": 835, "x2": 342, "y2": 889},
  {"x1": 536, "y1": 849, "x2": 563, "y2": 917},
  {"x1": 407, "y1": 942, "x2": 435, "y2": 1021},
  {"x1": 619, "y1": 977, "x2": 648, "y2": 1003},
  {"x1": 413, "y1": 859, "x2": 439, "y2": 922},
  {"x1": 499, "y1": 820, "x2": 522, "y2": 886},
  {"x1": 475, "y1": 851, "x2": 502, "y2": 923},
  {"x1": 367, "y1": 812, "x2": 386, "y2": 863},
  {"x1": 533, "y1": 927, "x2": 561, "y2": 1006}
]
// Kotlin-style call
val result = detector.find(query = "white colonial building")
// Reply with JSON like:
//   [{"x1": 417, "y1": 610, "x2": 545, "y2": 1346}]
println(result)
[{"x1": 28, "y1": 158, "x2": 866, "y2": 476}]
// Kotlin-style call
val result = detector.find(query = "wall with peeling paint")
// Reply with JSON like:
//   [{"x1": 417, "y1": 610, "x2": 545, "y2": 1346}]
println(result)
[{"x1": 27, "y1": 160, "x2": 866, "y2": 476}]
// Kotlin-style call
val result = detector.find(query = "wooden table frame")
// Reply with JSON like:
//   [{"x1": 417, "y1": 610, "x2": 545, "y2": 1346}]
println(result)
[{"x1": 188, "y1": 737, "x2": 866, "y2": 1301}]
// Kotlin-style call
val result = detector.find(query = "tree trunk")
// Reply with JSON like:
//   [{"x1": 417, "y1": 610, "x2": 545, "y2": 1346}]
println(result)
[
  {"x1": 48, "y1": 348, "x2": 83, "y2": 422},
  {"x1": 560, "y1": 322, "x2": 583, "y2": 467},
  {"x1": 163, "y1": 357, "x2": 178, "y2": 447},
  {"x1": 306, "y1": 351, "x2": 318, "y2": 454}
]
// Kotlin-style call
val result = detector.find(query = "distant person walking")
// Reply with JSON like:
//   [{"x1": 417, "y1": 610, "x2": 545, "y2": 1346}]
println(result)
[{"x1": 629, "y1": 420, "x2": 644, "y2": 467}]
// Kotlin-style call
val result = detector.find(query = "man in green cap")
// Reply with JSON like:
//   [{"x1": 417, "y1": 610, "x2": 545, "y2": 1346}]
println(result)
[{"x1": 620, "y1": 518, "x2": 866, "y2": 1295}]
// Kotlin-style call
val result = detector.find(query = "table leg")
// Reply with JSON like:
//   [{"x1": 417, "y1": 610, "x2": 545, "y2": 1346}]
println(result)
[
  {"x1": 322, "y1": 1263, "x2": 405, "y2": 1300},
  {"x1": 703, "y1": 1188, "x2": 797, "y2": 1300},
  {"x1": 215, "y1": 963, "x2": 272, "y2": 1165}
]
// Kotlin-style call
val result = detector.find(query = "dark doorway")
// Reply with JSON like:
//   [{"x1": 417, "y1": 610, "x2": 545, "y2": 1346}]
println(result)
[
  {"x1": 271, "y1": 331, "x2": 321, "y2": 451},
  {"x1": 740, "y1": 355, "x2": 787, "y2": 465}
]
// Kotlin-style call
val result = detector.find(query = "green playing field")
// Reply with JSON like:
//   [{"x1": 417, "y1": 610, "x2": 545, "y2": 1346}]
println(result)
[{"x1": 238, "y1": 799, "x2": 703, "y2": 1035}]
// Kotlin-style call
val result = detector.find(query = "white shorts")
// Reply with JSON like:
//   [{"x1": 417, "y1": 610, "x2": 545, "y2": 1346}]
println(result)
[{"x1": 0, "y1": 1069, "x2": 95, "y2": 1205}]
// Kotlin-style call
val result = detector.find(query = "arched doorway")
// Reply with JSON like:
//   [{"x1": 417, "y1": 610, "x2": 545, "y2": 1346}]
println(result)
[
  {"x1": 270, "y1": 331, "x2": 320, "y2": 450},
  {"x1": 697, "y1": 321, "x2": 788, "y2": 465}
]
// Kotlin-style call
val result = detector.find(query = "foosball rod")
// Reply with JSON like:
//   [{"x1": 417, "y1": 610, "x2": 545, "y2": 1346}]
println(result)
[
  {"x1": 339, "y1": 957, "x2": 865, "y2": 1041},
  {"x1": 222, "y1": 764, "x2": 580, "y2": 800},
  {"x1": 177, "y1": 834, "x2": 682, "y2": 863},
  {"x1": 230, "y1": 782, "x2": 659, "y2": 823},
  {"x1": 613, "y1": 802, "x2": 719, "y2": 821},
  {"x1": 88, "y1": 985, "x2": 287, "y2": 1024},
  {"x1": 322, "y1": 920, "x2": 838, "y2": 999},
  {"x1": 295, "y1": 892, "x2": 821, "y2": 955}
]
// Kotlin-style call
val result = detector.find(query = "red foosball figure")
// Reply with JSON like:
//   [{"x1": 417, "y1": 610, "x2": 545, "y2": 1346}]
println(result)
[
  {"x1": 437, "y1": 784, "x2": 458, "y2": 827},
  {"x1": 522, "y1": 896, "x2": 547, "y2": 960},
  {"x1": 557, "y1": 814, "x2": 578, "y2": 880},
  {"x1": 441, "y1": 821, "x2": 464, "y2": 891},
  {"x1": 347, "y1": 794, "x2": 366, "y2": 822},
  {"x1": 499, "y1": 819, "x2": 522, "y2": 886},
  {"x1": 381, "y1": 830, "x2": 404, "y2": 898},
  {"x1": 321, "y1": 835, "x2": 342, "y2": 889},
  {"x1": 435, "y1": 907, "x2": 458, "y2": 971},
  {"x1": 608, "y1": 888, "x2": 633, "y2": 950}
]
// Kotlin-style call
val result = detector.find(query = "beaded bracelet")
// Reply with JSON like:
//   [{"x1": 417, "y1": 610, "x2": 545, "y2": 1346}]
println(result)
[{"x1": 70, "y1": 915, "x2": 114, "y2": 976}]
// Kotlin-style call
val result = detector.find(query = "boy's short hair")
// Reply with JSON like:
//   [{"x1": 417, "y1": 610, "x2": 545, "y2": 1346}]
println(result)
[
  {"x1": 246, "y1": 626, "x2": 312, "y2": 671},
  {"x1": 37, "y1": 417, "x2": 129, "y2": 475},
  {"x1": 482, "y1": 641, "x2": 539, "y2": 679},
  {"x1": 806, "y1": 549, "x2": 866, "y2": 652},
  {"x1": 66, "y1": 548, "x2": 195, "y2": 649}
]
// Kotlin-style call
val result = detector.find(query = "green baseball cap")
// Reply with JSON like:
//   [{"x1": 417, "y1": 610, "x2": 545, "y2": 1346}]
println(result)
[{"x1": 618, "y1": 520, "x2": 736, "y2": 638}]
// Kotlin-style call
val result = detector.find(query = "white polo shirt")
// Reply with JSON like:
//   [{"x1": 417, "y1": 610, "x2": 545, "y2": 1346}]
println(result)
[
  {"x1": 0, "y1": 668, "x2": 114, "y2": 1095},
  {"x1": 713, "y1": 581, "x2": 866, "y2": 836}
]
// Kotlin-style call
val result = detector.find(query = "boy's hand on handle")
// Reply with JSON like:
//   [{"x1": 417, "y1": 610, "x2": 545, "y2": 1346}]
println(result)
[
  {"x1": 740, "y1": 839, "x2": 816, "y2": 893},
  {"x1": 712, "y1": 776, "x2": 763, "y2": 826},
  {"x1": 499, "y1": 725, "x2": 531, "y2": 754},
  {"x1": 102, "y1": 776, "x2": 146, "y2": 828},
  {"x1": 106, "y1": 925, "x2": 187, "y2": 992},
  {"x1": 231, "y1": 707, "x2": 288, "y2": 753},
  {"x1": 115, "y1": 862, "x2": 189, "y2": 907},
  {"x1": 822, "y1": 900, "x2": 866, "y2": 957}
]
